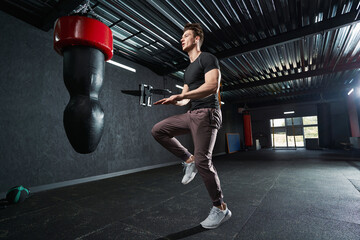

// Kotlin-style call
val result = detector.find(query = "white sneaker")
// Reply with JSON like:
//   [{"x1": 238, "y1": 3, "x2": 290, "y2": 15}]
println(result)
[
  {"x1": 181, "y1": 161, "x2": 197, "y2": 184},
  {"x1": 200, "y1": 205, "x2": 232, "y2": 229}
]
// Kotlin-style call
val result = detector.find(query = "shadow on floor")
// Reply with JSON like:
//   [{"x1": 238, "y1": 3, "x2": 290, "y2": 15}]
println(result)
[{"x1": 156, "y1": 225, "x2": 208, "y2": 240}]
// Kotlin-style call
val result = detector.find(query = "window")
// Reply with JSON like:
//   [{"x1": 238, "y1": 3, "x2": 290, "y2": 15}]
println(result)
[
  {"x1": 291, "y1": 117, "x2": 302, "y2": 125},
  {"x1": 303, "y1": 116, "x2": 318, "y2": 125},
  {"x1": 271, "y1": 118, "x2": 285, "y2": 127},
  {"x1": 270, "y1": 116, "x2": 318, "y2": 148},
  {"x1": 304, "y1": 126, "x2": 319, "y2": 139}
]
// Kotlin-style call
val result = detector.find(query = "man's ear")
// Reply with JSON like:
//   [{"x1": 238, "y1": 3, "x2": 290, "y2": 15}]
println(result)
[{"x1": 195, "y1": 36, "x2": 200, "y2": 43}]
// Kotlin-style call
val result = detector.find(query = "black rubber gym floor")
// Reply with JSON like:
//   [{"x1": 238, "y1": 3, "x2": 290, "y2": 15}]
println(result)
[{"x1": 1, "y1": 149, "x2": 360, "y2": 240}]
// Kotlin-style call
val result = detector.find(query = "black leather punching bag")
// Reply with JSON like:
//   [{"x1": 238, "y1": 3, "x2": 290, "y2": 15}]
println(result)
[
  {"x1": 54, "y1": 15, "x2": 113, "y2": 153},
  {"x1": 63, "y1": 46, "x2": 105, "y2": 153}
]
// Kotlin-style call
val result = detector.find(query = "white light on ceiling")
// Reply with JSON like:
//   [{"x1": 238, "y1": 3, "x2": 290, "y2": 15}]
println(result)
[
  {"x1": 284, "y1": 111, "x2": 295, "y2": 115},
  {"x1": 176, "y1": 84, "x2": 184, "y2": 89},
  {"x1": 221, "y1": 101, "x2": 225, "y2": 105},
  {"x1": 107, "y1": 60, "x2": 136, "y2": 72},
  {"x1": 348, "y1": 88, "x2": 354, "y2": 95}
]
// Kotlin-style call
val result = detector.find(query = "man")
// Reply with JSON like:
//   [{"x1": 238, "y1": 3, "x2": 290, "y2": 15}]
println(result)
[{"x1": 151, "y1": 23, "x2": 231, "y2": 229}]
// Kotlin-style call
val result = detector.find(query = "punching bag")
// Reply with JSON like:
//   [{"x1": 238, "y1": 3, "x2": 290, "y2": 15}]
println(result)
[
  {"x1": 243, "y1": 111, "x2": 253, "y2": 147},
  {"x1": 54, "y1": 15, "x2": 113, "y2": 153}
]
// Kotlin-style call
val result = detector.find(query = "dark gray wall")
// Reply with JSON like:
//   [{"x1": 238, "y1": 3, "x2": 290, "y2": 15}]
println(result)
[
  {"x1": 330, "y1": 100, "x2": 351, "y2": 147},
  {"x1": 0, "y1": 11, "x2": 192, "y2": 193}
]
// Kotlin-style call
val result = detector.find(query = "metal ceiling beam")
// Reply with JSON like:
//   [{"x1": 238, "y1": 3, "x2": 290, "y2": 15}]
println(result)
[
  {"x1": 215, "y1": 10, "x2": 360, "y2": 60},
  {"x1": 99, "y1": 0, "x2": 187, "y2": 57},
  {"x1": 223, "y1": 83, "x2": 348, "y2": 103},
  {"x1": 225, "y1": 90, "x2": 317, "y2": 103},
  {"x1": 223, "y1": 61, "x2": 360, "y2": 91},
  {"x1": 225, "y1": 86, "x2": 347, "y2": 105},
  {"x1": 163, "y1": 10, "x2": 360, "y2": 75},
  {"x1": 243, "y1": 94, "x2": 344, "y2": 108}
]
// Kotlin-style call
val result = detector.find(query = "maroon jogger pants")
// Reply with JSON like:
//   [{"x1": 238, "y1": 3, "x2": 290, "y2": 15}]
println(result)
[{"x1": 151, "y1": 108, "x2": 224, "y2": 206}]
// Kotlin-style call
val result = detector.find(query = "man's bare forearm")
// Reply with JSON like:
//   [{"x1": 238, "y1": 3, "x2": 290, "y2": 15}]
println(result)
[
  {"x1": 175, "y1": 99, "x2": 190, "y2": 106},
  {"x1": 182, "y1": 82, "x2": 218, "y2": 100}
]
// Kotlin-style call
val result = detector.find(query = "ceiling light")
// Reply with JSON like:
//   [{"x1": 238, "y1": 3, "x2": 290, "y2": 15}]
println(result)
[
  {"x1": 176, "y1": 85, "x2": 183, "y2": 89},
  {"x1": 221, "y1": 101, "x2": 225, "y2": 105},
  {"x1": 348, "y1": 88, "x2": 354, "y2": 95},
  {"x1": 107, "y1": 60, "x2": 136, "y2": 72},
  {"x1": 284, "y1": 111, "x2": 295, "y2": 115}
]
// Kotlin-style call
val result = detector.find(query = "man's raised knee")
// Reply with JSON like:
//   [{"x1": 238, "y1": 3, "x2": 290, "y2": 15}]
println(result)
[{"x1": 151, "y1": 124, "x2": 160, "y2": 138}]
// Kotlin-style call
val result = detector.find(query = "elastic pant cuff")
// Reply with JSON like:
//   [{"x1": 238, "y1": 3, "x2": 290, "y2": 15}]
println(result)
[
  {"x1": 182, "y1": 153, "x2": 192, "y2": 162},
  {"x1": 213, "y1": 198, "x2": 223, "y2": 207}
]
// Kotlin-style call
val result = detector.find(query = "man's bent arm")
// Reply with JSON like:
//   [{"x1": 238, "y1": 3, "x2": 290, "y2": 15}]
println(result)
[{"x1": 154, "y1": 69, "x2": 220, "y2": 105}]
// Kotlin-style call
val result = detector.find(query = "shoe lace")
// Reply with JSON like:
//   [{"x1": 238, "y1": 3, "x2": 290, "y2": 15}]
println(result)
[{"x1": 208, "y1": 207, "x2": 221, "y2": 220}]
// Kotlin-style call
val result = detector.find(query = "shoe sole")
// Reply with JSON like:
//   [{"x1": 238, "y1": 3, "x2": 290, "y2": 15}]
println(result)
[
  {"x1": 181, "y1": 170, "x2": 198, "y2": 185},
  {"x1": 201, "y1": 209, "x2": 232, "y2": 229}
]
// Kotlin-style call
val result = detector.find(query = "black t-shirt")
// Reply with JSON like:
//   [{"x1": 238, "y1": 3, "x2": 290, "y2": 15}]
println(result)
[{"x1": 184, "y1": 52, "x2": 220, "y2": 110}]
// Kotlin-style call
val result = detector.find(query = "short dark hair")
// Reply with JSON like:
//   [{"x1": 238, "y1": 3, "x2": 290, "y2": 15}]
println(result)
[{"x1": 183, "y1": 23, "x2": 204, "y2": 47}]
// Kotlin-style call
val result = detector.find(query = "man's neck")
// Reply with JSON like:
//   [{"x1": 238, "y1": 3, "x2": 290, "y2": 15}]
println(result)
[{"x1": 188, "y1": 48, "x2": 202, "y2": 63}]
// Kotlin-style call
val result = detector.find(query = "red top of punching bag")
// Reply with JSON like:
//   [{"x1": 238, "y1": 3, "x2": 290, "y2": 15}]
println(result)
[{"x1": 54, "y1": 15, "x2": 113, "y2": 61}]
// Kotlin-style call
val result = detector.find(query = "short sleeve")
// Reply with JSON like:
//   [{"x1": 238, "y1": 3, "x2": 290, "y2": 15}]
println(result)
[{"x1": 201, "y1": 53, "x2": 220, "y2": 74}]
